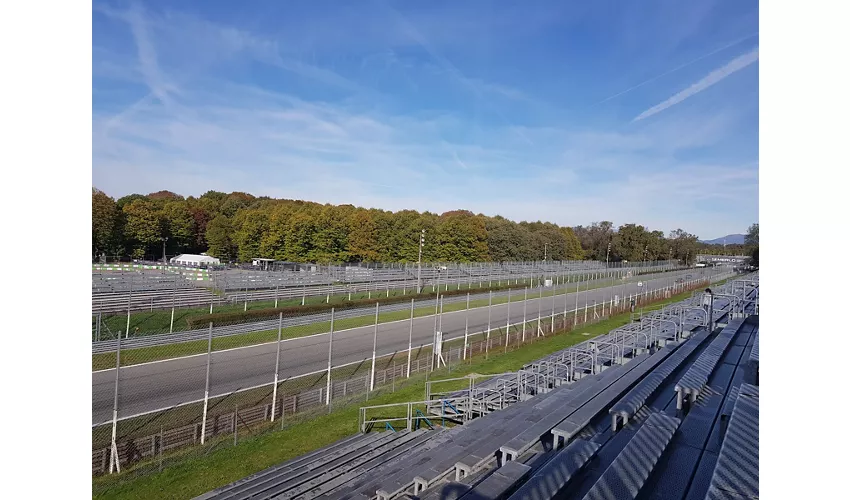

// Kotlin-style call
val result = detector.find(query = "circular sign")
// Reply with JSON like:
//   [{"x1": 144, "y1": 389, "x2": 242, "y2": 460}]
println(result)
[{"x1": 637, "y1": 282, "x2": 643, "y2": 287}]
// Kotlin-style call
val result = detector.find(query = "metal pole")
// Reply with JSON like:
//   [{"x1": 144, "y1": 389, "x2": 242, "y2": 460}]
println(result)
[
  {"x1": 125, "y1": 277, "x2": 133, "y2": 339},
  {"x1": 108, "y1": 315, "x2": 122, "y2": 474},
  {"x1": 406, "y1": 299, "x2": 414, "y2": 378},
  {"x1": 550, "y1": 284, "x2": 556, "y2": 332},
  {"x1": 463, "y1": 293, "x2": 470, "y2": 359},
  {"x1": 537, "y1": 282, "x2": 543, "y2": 335},
  {"x1": 274, "y1": 285, "x2": 279, "y2": 309},
  {"x1": 326, "y1": 308, "x2": 335, "y2": 405},
  {"x1": 271, "y1": 312, "x2": 283, "y2": 421},
  {"x1": 370, "y1": 303, "x2": 379, "y2": 391},
  {"x1": 584, "y1": 286, "x2": 588, "y2": 323},
  {"x1": 505, "y1": 289, "x2": 511, "y2": 351},
  {"x1": 487, "y1": 291, "x2": 492, "y2": 336},
  {"x1": 169, "y1": 277, "x2": 176, "y2": 334},
  {"x1": 200, "y1": 322, "x2": 213, "y2": 445},
  {"x1": 522, "y1": 287, "x2": 528, "y2": 342}
]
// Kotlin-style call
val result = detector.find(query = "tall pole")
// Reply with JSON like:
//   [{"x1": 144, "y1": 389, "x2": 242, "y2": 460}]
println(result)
[
  {"x1": 108, "y1": 311, "x2": 122, "y2": 474},
  {"x1": 406, "y1": 299, "x2": 414, "y2": 378},
  {"x1": 326, "y1": 308, "x2": 335, "y2": 405},
  {"x1": 522, "y1": 287, "x2": 527, "y2": 342},
  {"x1": 125, "y1": 276, "x2": 133, "y2": 339},
  {"x1": 417, "y1": 230, "x2": 425, "y2": 293},
  {"x1": 537, "y1": 281, "x2": 543, "y2": 335},
  {"x1": 200, "y1": 322, "x2": 213, "y2": 445},
  {"x1": 162, "y1": 237, "x2": 168, "y2": 266},
  {"x1": 370, "y1": 303, "x2": 379, "y2": 391},
  {"x1": 505, "y1": 289, "x2": 511, "y2": 350},
  {"x1": 463, "y1": 293, "x2": 470, "y2": 359},
  {"x1": 550, "y1": 284, "x2": 556, "y2": 333},
  {"x1": 271, "y1": 313, "x2": 283, "y2": 421},
  {"x1": 431, "y1": 269, "x2": 441, "y2": 370}
]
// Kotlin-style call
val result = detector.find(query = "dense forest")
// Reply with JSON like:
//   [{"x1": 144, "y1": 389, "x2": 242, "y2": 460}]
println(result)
[{"x1": 92, "y1": 188, "x2": 756, "y2": 265}]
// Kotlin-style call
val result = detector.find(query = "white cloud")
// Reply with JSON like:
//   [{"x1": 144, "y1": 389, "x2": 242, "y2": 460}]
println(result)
[{"x1": 634, "y1": 47, "x2": 759, "y2": 121}]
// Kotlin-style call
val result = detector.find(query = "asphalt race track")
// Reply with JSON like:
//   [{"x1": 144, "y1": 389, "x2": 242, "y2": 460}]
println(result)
[{"x1": 92, "y1": 268, "x2": 729, "y2": 425}]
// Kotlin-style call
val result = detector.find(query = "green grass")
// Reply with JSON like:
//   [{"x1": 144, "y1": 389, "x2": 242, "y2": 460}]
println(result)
[
  {"x1": 91, "y1": 283, "x2": 715, "y2": 500},
  {"x1": 93, "y1": 270, "x2": 689, "y2": 371}
]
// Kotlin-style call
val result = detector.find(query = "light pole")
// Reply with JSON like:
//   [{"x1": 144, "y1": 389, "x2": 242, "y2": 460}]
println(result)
[
  {"x1": 606, "y1": 241, "x2": 611, "y2": 269},
  {"x1": 161, "y1": 237, "x2": 168, "y2": 266},
  {"x1": 544, "y1": 243, "x2": 548, "y2": 262},
  {"x1": 417, "y1": 230, "x2": 425, "y2": 293}
]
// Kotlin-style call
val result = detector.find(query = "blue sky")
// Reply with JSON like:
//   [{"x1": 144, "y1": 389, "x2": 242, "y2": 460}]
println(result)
[{"x1": 92, "y1": 0, "x2": 758, "y2": 240}]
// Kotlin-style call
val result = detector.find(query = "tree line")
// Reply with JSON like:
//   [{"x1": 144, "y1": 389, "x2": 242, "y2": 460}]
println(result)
[{"x1": 92, "y1": 188, "x2": 754, "y2": 265}]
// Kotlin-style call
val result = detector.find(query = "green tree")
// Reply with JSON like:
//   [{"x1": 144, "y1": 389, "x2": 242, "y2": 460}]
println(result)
[
  {"x1": 284, "y1": 211, "x2": 316, "y2": 261},
  {"x1": 745, "y1": 223, "x2": 759, "y2": 267},
  {"x1": 233, "y1": 209, "x2": 270, "y2": 262},
  {"x1": 162, "y1": 201, "x2": 194, "y2": 255},
  {"x1": 92, "y1": 188, "x2": 119, "y2": 258},
  {"x1": 612, "y1": 224, "x2": 651, "y2": 262},
  {"x1": 434, "y1": 210, "x2": 489, "y2": 262},
  {"x1": 561, "y1": 227, "x2": 585, "y2": 260},
  {"x1": 745, "y1": 223, "x2": 759, "y2": 247},
  {"x1": 573, "y1": 221, "x2": 614, "y2": 260},
  {"x1": 205, "y1": 215, "x2": 236, "y2": 261},
  {"x1": 347, "y1": 210, "x2": 380, "y2": 262},
  {"x1": 122, "y1": 199, "x2": 163, "y2": 259},
  {"x1": 668, "y1": 229, "x2": 699, "y2": 264}
]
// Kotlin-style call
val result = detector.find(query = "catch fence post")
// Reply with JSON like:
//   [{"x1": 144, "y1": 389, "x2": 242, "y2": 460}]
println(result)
[
  {"x1": 200, "y1": 322, "x2": 213, "y2": 445},
  {"x1": 370, "y1": 303, "x2": 379, "y2": 391},
  {"x1": 326, "y1": 309, "x2": 334, "y2": 405},
  {"x1": 271, "y1": 312, "x2": 283, "y2": 421},
  {"x1": 406, "y1": 299, "x2": 414, "y2": 378}
]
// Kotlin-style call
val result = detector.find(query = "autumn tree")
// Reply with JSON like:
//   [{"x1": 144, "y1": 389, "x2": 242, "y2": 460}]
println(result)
[
  {"x1": 122, "y1": 198, "x2": 163, "y2": 259},
  {"x1": 347, "y1": 211, "x2": 380, "y2": 262},
  {"x1": 92, "y1": 188, "x2": 119, "y2": 258}
]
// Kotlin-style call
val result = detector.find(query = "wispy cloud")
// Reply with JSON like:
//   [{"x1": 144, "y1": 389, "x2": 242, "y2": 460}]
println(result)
[
  {"x1": 124, "y1": 2, "x2": 175, "y2": 106},
  {"x1": 597, "y1": 32, "x2": 759, "y2": 105},
  {"x1": 633, "y1": 47, "x2": 759, "y2": 121}
]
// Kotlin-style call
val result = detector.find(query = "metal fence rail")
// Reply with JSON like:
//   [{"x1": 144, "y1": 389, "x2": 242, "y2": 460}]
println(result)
[
  {"x1": 92, "y1": 266, "x2": 704, "y2": 351},
  {"x1": 91, "y1": 270, "x2": 741, "y2": 477},
  {"x1": 92, "y1": 260, "x2": 681, "y2": 314}
]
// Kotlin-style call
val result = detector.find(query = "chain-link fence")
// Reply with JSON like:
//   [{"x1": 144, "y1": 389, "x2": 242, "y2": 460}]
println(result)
[
  {"x1": 91, "y1": 261, "x2": 681, "y2": 337},
  {"x1": 92, "y1": 266, "x2": 735, "y2": 480}
]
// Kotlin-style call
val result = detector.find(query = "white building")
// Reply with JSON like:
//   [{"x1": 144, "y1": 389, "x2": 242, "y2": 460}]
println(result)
[{"x1": 170, "y1": 254, "x2": 221, "y2": 267}]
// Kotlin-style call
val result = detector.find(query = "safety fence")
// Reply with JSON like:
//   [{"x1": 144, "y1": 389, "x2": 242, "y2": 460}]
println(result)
[
  {"x1": 91, "y1": 273, "x2": 726, "y2": 478},
  {"x1": 90, "y1": 265, "x2": 699, "y2": 352}
]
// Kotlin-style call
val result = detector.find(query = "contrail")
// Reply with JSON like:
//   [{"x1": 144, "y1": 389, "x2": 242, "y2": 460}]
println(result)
[
  {"x1": 634, "y1": 47, "x2": 759, "y2": 121},
  {"x1": 597, "y1": 33, "x2": 759, "y2": 106}
]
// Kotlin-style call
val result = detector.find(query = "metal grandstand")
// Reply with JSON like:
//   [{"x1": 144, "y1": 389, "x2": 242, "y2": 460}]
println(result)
[{"x1": 195, "y1": 273, "x2": 758, "y2": 500}]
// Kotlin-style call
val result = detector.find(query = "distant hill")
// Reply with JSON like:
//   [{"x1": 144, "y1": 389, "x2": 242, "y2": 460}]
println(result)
[{"x1": 700, "y1": 234, "x2": 746, "y2": 245}]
